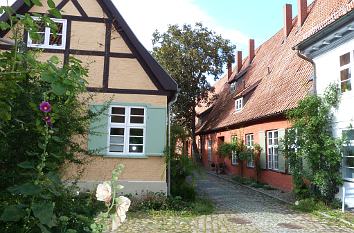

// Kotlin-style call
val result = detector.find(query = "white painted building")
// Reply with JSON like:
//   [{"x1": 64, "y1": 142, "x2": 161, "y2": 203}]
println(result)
[{"x1": 294, "y1": 3, "x2": 354, "y2": 207}]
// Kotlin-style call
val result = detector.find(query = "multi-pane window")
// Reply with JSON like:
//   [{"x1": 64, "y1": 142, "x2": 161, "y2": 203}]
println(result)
[
  {"x1": 343, "y1": 129, "x2": 354, "y2": 180},
  {"x1": 267, "y1": 130, "x2": 279, "y2": 170},
  {"x1": 231, "y1": 135, "x2": 238, "y2": 165},
  {"x1": 245, "y1": 134, "x2": 254, "y2": 167},
  {"x1": 230, "y1": 82, "x2": 237, "y2": 92},
  {"x1": 207, "y1": 139, "x2": 212, "y2": 161},
  {"x1": 108, "y1": 106, "x2": 145, "y2": 155},
  {"x1": 27, "y1": 18, "x2": 67, "y2": 49},
  {"x1": 235, "y1": 98, "x2": 243, "y2": 112},
  {"x1": 339, "y1": 52, "x2": 352, "y2": 93}
]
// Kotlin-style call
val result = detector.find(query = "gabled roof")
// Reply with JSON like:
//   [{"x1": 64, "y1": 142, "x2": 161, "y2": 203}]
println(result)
[
  {"x1": 197, "y1": 0, "x2": 350, "y2": 134},
  {"x1": 0, "y1": 0, "x2": 178, "y2": 98},
  {"x1": 294, "y1": 2, "x2": 354, "y2": 57},
  {"x1": 101, "y1": 0, "x2": 178, "y2": 92}
]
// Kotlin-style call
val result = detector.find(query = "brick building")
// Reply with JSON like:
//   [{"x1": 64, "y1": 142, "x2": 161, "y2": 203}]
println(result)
[{"x1": 196, "y1": 0, "x2": 350, "y2": 192}]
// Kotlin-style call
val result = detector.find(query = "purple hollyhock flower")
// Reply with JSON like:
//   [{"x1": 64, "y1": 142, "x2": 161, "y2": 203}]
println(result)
[
  {"x1": 39, "y1": 101, "x2": 51, "y2": 113},
  {"x1": 43, "y1": 116, "x2": 53, "y2": 128}
]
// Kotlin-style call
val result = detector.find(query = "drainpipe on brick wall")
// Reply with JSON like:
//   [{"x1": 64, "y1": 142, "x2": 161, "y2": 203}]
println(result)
[
  {"x1": 296, "y1": 50, "x2": 317, "y2": 94},
  {"x1": 167, "y1": 89, "x2": 179, "y2": 196}
]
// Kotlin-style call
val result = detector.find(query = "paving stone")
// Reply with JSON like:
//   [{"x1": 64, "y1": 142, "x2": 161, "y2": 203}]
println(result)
[{"x1": 114, "y1": 172, "x2": 354, "y2": 233}]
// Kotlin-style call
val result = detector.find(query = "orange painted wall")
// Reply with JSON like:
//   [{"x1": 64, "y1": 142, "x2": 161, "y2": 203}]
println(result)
[{"x1": 198, "y1": 118, "x2": 293, "y2": 192}]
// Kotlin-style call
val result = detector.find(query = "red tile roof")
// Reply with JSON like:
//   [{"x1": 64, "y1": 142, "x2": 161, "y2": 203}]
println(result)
[{"x1": 197, "y1": 0, "x2": 348, "y2": 134}]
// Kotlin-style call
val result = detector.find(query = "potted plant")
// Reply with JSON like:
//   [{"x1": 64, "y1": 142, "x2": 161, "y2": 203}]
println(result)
[
  {"x1": 217, "y1": 142, "x2": 235, "y2": 174},
  {"x1": 253, "y1": 143, "x2": 262, "y2": 182}
]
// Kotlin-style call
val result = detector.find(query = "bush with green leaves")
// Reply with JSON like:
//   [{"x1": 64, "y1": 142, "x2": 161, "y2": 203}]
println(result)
[
  {"x1": 170, "y1": 156, "x2": 197, "y2": 201},
  {"x1": 283, "y1": 84, "x2": 343, "y2": 203},
  {"x1": 0, "y1": 1, "x2": 103, "y2": 232}
]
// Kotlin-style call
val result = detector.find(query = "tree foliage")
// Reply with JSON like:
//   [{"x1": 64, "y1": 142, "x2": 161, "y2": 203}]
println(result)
[
  {"x1": 152, "y1": 23, "x2": 236, "y2": 157},
  {"x1": 283, "y1": 84, "x2": 343, "y2": 203}
]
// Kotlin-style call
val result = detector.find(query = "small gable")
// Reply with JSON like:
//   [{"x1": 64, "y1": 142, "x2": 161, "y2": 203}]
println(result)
[
  {"x1": 76, "y1": 0, "x2": 108, "y2": 18},
  {"x1": 60, "y1": 1, "x2": 81, "y2": 16}
]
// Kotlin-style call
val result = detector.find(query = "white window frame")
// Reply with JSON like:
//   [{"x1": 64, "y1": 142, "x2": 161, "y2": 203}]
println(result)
[
  {"x1": 207, "y1": 139, "x2": 212, "y2": 161},
  {"x1": 342, "y1": 129, "x2": 354, "y2": 181},
  {"x1": 107, "y1": 106, "x2": 146, "y2": 156},
  {"x1": 339, "y1": 51, "x2": 352, "y2": 94},
  {"x1": 267, "y1": 130, "x2": 279, "y2": 170},
  {"x1": 231, "y1": 135, "x2": 238, "y2": 165},
  {"x1": 235, "y1": 97, "x2": 243, "y2": 112},
  {"x1": 27, "y1": 17, "x2": 67, "y2": 50},
  {"x1": 246, "y1": 134, "x2": 254, "y2": 167}
]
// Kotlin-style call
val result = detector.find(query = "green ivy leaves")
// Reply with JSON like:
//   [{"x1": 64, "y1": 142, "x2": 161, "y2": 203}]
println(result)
[
  {"x1": 32, "y1": 202, "x2": 55, "y2": 226},
  {"x1": 0, "y1": 205, "x2": 26, "y2": 222}
]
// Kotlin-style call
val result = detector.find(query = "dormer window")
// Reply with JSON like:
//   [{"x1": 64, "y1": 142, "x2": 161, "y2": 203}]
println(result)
[
  {"x1": 230, "y1": 82, "x2": 237, "y2": 92},
  {"x1": 27, "y1": 18, "x2": 67, "y2": 50},
  {"x1": 235, "y1": 98, "x2": 243, "y2": 112}
]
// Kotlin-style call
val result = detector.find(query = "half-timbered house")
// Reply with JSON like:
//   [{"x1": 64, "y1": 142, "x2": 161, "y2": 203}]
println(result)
[{"x1": 0, "y1": 0, "x2": 178, "y2": 194}]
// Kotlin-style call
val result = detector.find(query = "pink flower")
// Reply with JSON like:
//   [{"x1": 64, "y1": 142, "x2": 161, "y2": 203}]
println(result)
[
  {"x1": 39, "y1": 101, "x2": 51, "y2": 113},
  {"x1": 111, "y1": 196, "x2": 131, "y2": 231},
  {"x1": 96, "y1": 182, "x2": 112, "y2": 204}
]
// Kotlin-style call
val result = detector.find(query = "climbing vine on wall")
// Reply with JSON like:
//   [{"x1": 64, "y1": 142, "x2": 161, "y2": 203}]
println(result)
[{"x1": 283, "y1": 84, "x2": 343, "y2": 203}]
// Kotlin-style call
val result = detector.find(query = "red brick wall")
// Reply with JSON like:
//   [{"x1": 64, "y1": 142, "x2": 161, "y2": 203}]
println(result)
[{"x1": 198, "y1": 118, "x2": 294, "y2": 192}]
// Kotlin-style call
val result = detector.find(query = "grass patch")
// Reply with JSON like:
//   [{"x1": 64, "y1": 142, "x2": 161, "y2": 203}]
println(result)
[{"x1": 293, "y1": 198, "x2": 354, "y2": 229}]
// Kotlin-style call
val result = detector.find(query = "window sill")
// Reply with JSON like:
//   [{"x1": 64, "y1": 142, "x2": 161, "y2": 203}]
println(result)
[
  {"x1": 103, "y1": 154, "x2": 148, "y2": 159},
  {"x1": 28, "y1": 45, "x2": 65, "y2": 50}
]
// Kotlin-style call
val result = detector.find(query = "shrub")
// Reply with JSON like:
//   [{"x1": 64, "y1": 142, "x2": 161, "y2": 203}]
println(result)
[
  {"x1": 293, "y1": 198, "x2": 326, "y2": 213},
  {"x1": 169, "y1": 156, "x2": 197, "y2": 201},
  {"x1": 0, "y1": 2, "x2": 104, "y2": 232},
  {"x1": 128, "y1": 192, "x2": 213, "y2": 215}
]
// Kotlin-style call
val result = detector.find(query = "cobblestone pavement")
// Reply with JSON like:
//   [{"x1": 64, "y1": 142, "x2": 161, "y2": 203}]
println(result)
[{"x1": 116, "y1": 172, "x2": 354, "y2": 233}]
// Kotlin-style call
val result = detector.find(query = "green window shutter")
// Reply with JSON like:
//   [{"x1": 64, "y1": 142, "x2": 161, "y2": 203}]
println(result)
[
  {"x1": 258, "y1": 131, "x2": 267, "y2": 169},
  {"x1": 278, "y1": 128, "x2": 286, "y2": 172},
  {"x1": 88, "y1": 105, "x2": 108, "y2": 155},
  {"x1": 145, "y1": 107, "x2": 167, "y2": 156}
]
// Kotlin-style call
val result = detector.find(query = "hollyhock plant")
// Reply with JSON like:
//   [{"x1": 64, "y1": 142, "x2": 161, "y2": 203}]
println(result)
[
  {"x1": 111, "y1": 196, "x2": 131, "y2": 231},
  {"x1": 39, "y1": 101, "x2": 51, "y2": 113}
]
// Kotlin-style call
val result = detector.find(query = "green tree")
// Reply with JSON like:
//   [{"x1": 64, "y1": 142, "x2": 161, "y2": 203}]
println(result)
[
  {"x1": 152, "y1": 23, "x2": 236, "y2": 159},
  {"x1": 283, "y1": 84, "x2": 343, "y2": 203}
]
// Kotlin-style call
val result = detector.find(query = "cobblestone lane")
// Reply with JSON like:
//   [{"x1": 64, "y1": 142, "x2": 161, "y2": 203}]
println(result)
[
  {"x1": 194, "y1": 172, "x2": 353, "y2": 233},
  {"x1": 116, "y1": 172, "x2": 354, "y2": 233}
]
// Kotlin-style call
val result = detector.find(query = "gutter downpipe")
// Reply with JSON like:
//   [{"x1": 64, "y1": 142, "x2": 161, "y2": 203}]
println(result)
[
  {"x1": 167, "y1": 89, "x2": 179, "y2": 196},
  {"x1": 296, "y1": 49, "x2": 317, "y2": 95}
]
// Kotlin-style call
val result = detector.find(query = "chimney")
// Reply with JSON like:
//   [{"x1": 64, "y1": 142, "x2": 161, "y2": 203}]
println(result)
[
  {"x1": 227, "y1": 61, "x2": 232, "y2": 79},
  {"x1": 298, "y1": 0, "x2": 308, "y2": 27},
  {"x1": 237, "y1": 51, "x2": 243, "y2": 72},
  {"x1": 249, "y1": 39, "x2": 255, "y2": 64},
  {"x1": 284, "y1": 4, "x2": 293, "y2": 38}
]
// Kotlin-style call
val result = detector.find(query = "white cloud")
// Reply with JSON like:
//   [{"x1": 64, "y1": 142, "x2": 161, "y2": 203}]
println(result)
[{"x1": 112, "y1": 0, "x2": 249, "y2": 51}]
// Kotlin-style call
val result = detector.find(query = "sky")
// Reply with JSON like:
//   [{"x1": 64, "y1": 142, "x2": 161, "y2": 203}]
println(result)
[
  {"x1": 1, "y1": 0, "x2": 313, "y2": 53},
  {"x1": 113, "y1": 0, "x2": 314, "y2": 53}
]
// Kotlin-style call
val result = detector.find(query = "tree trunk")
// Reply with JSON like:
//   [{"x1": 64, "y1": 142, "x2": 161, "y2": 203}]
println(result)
[{"x1": 190, "y1": 111, "x2": 200, "y2": 162}]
